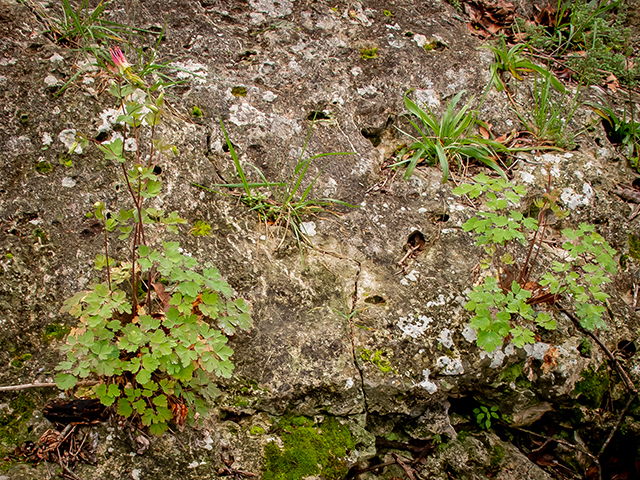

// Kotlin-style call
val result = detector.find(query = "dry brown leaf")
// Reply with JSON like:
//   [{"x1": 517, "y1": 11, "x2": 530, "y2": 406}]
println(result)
[
  {"x1": 542, "y1": 346, "x2": 560, "y2": 374},
  {"x1": 605, "y1": 73, "x2": 619, "y2": 93},
  {"x1": 152, "y1": 282, "x2": 172, "y2": 312},
  {"x1": 479, "y1": 125, "x2": 491, "y2": 139}
]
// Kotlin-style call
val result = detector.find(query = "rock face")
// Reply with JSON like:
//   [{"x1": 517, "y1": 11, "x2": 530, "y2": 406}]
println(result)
[{"x1": 1, "y1": 0, "x2": 640, "y2": 478}]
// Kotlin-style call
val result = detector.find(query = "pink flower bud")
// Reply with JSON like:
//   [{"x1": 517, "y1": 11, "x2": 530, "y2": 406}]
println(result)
[{"x1": 109, "y1": 47, "x2": 131, "y2": 75}]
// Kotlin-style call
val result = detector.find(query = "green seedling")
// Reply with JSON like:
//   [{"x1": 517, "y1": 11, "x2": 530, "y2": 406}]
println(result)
[
  {"x1": 474, "y1": 405, "x2": 500, "y2": 429},
  {"x1": 190, "y1": 220, "x2": 211, "y2": 236}
]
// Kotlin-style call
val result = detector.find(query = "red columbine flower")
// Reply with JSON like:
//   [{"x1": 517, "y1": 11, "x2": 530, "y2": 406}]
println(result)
[{"x1": 109, "y1": 47, "x2": 131, "y2": 75}]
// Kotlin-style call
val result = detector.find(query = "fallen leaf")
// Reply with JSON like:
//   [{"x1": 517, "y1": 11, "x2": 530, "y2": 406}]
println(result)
[
  {"x1": 479, "y1": 125, "x2": 491, "y2": 139},
  {"x1": 605, "y1": 73, "x2": 619, "y2": 93},
  {"x1": 152, "y1": 282, "x2": 172, "y2": 312},
  {"x1": 542, "y1": 346, "x2": 560, "y2": 374}
]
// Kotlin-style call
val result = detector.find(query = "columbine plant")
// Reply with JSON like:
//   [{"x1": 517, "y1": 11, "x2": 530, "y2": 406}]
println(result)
[
  {"x1": 454, "y1": 173, "x2": 617, "y2": 352},
  {"x1": 57, "y1": 48, "x2": 251, "y2": 435}
]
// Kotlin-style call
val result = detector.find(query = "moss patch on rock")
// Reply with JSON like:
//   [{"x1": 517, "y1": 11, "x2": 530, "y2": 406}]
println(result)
[
  {"x1": 629, "y1": 233, "x2": 640, "y2": 260},
  {"x1": 263, "y1": 415, "x2": 355, "y2": 480},
  {"x1": 0, "y1": 393, "x2": 37, "y2": 458},
  {"x1": 573, "y1": 365, "x2": 609, "y2": 408}
]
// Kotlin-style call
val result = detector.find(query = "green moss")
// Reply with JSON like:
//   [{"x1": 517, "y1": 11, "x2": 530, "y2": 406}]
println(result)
[
  {"x1": 0, "y1": 393, "x2": 37, "y2": 456},
  {"x1": 359, "y1": 348, "x2": 395, "y2": 373},
  {"x1": 231, "y1": 86, "x2": 247, "y2": 97},
  {"x1": 578, "y1": 338, "x2": 592, "y2": 356},
  {"x1": 250, "y1": 426, "x2": 265, "y2": 435},
  {"x1": 44, "y1": 322, "x2": 70, "y2": 342},
  {"x1": 233, "y1": 395, "x2": 249, "y2": 407},
  {"x1": 573, "y1": 365, "x2": 609, "y2": 408},
  {"x1": 192, "y1": 105, "x2": 203, "y2": 118},
  {"x1": 360, "y1": 47, "x2": 378, "y2": 60},
  {"x1": 263, "y1": 415, "x2": 355, "y2": 480},
  {"x1": 10, "y1": 353, "x2": 32, "y2": 369},
  {"x1": 630, "y1": 234, "x2": 640, "y2": 260},
  {"x1": 490, "y1": 444, "x2": 505, "y2": 466},
  {"x1": 497, "y1": 362, "x2": 531, "y2": 388},
  {"x1": 35, "y1": 161, "x2": 53, "y2": 175}
]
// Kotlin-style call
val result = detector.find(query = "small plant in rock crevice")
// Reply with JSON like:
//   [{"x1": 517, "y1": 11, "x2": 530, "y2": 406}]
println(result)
[
  {"x1": 481, "y1": 36, "x2": 565, "y2": 94},
  {"x1": 397, "y1": 90, "x2": 508, "y2": 183},
  {"x1": 586, "y1": 100, "x2": 640, "y2": 172},
  {"x1": 525, "y1": 0, "x2": 639, "y2": 87},
  {"x1": 196, "y1": 119, "x2": 355, "y2": 259},
  {"x1": 55, "y1": 48, "x2": 251, "y2": 435},
  {"x1": 454, "y1": 173, "x2": 617, "y2": 352},
  {"x1": 474, "y1": 405, "x2": 501, "y2": 429},
  {"x1": 514, "y1": 74, "x2": 581, "y2": 149}
]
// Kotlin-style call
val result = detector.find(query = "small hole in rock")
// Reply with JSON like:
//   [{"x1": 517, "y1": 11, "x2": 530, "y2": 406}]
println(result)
[
  {"x1": 153, "y1": 166, "x2": 162, "y2": 175},
  {"x1": 222, "y1": 142, "x2": 237, "y2": 153},
  {"x1": 430, "y1": 212, "x2": 450, "y2": 223},
  {"x1": 632, "y1": 178, "x2": 640, "y2": 190},
  {"x1": 360, "y1": 127, "x2": 382, "y2": 147},
  {"x1": 406, "y1": 230, "x2": 426, "y2": 252},
  {"x1": 365, "y1": 295, "x2": 386, "y2": 305},
  {"x1": 617, "y1": 340, "x2": 636, "y2": 359},
  {"x1": 308, "y1": 111, "x2": 331, "y2": 121}
]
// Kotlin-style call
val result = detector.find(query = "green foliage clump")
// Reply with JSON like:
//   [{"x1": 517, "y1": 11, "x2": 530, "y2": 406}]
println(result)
[
  {"x1": 454, "y1": 174, "x2": 617, "y2": 352},
  {"x1": 573, "y1": 365, "x2": 609, "y2": 407},
  {"x1": 190, "y1": 220, "x2": 211, "y2": 236},
  {"x1": 263, "y1": 415, "x2": 355, "y2": 480},
  {"x1": 398, "y1": 90, "x2": 507, "y2": 182},
  {"x1": 526, "y1": 0, "x2": 638, "y2": 87},
  {"x1": 481, "y1": 36, "x2": 565, "y2": 93},
  {"x1": 192, "y1": 105, "x2": 203, "y2": 118},
  {"x1": 56, "y1": 49, "x2": 251, "y2": 435},
  {"x1": 587, "y1": 101, "x2": 639, "y2": 172}
]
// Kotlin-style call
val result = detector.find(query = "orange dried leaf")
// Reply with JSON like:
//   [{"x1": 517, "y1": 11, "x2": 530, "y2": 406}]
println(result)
[{"x1": 542, "y1": 346, "x2": 560, "y2": 374}]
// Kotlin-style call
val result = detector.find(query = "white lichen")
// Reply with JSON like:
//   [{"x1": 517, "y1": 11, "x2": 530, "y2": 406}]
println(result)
[
  {"x1": 436, "y1": 356, "x2": 464, "y2": 375},
  {"x1": 417, "y1": 368, "x2": 438, "y2": 393},
  {"x1": 397, "y1": 314, "x2": 432, "y2": 338}
]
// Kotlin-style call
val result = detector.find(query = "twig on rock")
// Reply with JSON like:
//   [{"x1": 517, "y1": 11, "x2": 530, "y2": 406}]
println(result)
[
  {"x1": 0, "y1": 381, "x2": 99, "y2": 393},
  {"x1": 597, "y1": 393, "x2": 638, "y2": 458}
]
